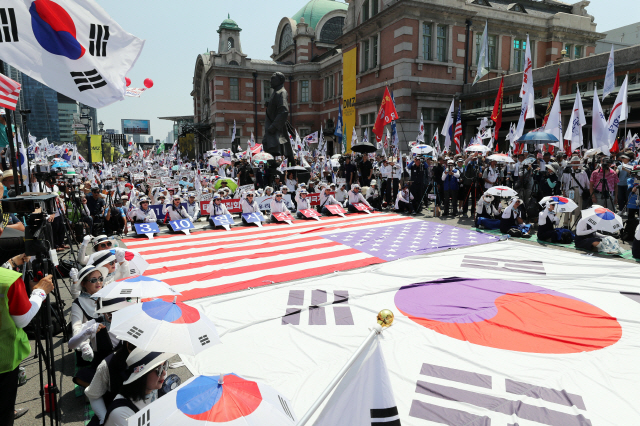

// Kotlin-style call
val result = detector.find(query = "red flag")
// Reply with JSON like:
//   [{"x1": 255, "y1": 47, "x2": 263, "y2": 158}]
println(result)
[
  {"x1": 610, "y1": 139, "x2": 619, "y2": 154},
  {"x1": 372, "y1": 87, "x2": 399, "y2": 140},
  {"x1": 542, "y1": 69, "x2": 560, "y2": 128},
  {"x1": 490, "y1": 77, "x2": 504, "y2": 143}
]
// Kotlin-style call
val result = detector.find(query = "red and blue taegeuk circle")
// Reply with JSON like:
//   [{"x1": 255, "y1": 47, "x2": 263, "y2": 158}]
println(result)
[
  {"x1": 30, "y1": 0, "x2": 86, "y2": 60},
  {"x1": 550, "y1": 196, "x2": 569, "y2": 204},
  {"x1": 594, "y1": 207, "x2": 616, "y2": 220},
  {"x1": 109, "y1": 249, "x2": 135, "y2": 261},
  {"x1": 176, "y1": 374, "x2": 262, "y2": 422},
  {"x1": 141, "y1": 299, "x2": 200, "y2": 324}
]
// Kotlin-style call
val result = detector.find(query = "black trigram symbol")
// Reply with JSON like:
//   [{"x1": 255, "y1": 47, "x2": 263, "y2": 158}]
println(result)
[
  {"x1": 461, "y1": 255, "x2": 546, "y2": 275},
  {"x1": 278, "y1": 395, "x2": 294, "y2": 421},
  {"x1": 370, "y1": 406, "x2": 401, "y2": 425},
  {"x1": 89, "y1": 24, "x2": 109, "y2": 56},
  {"x1": 127, "y1": 326, "x2": 144, "y2": 339},
  {"x1": 0, "y1": 9, "x2": 18, "y2": 43},
  {"x1": 282, "y1": 290, "x2": 354, "y2": 326},
  {"x1": 137, "y1": 409, "x2": 150, "y2": 426},
  {"x1": 120, "y1": 289, "x2": 133, "y2": 295},
  {"x1": 198, "y1": 335, "x2": 210, "y2": 346},
  {"x1": 70, "y1": 69, "x2": 107, "y2": 92}
]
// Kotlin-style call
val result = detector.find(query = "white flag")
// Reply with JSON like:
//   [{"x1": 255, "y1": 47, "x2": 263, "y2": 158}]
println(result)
[
  {"x1": 592, "y1": 87, "x2": 610, "y2": 155},
  {"x1": 314, "y1": 336, "x2": 398, "y2": 426},
  {"x1": 564, "y1": 88, "x2": 587, "y2": 152},
  {"x1": 441, "y1": 99, "x2": 455, "y2": 149},
  {"x1": 519, "y1": 35, "x2": 535, "y2": 119},
  {"x1": 16, "y1": 132, "x2": 29, "y2": 186},
  {"x1": 624, "y1": 130, "x2": 632, "y2": 151},
  {"x1": 416, "y1": 113, "x2": 425, "y2": 143},
  {"x1": 514, "y1": 90, "x2": 532, "y2": 142},
  {"x1": 231, "y1": 120, "x2": 237, "y2": 144},
  {"x1": 543, "y1": 87, "x2": 562, "y2": 146},
  {"x1": 606, "y1": 74, "x2": 628, "y2": 146},
  {"x1": 0, "y1": 0, "x2": 144, "y2": 108},
  {"x1": 351, "y1": 126, "x2": 358, "y2": 147},
  {"x1": 603, "y1": 45, "x2": 615, "y2": 100},
  {"x1": 473, "y1": 21, "x2": 490, "y2": 85}
]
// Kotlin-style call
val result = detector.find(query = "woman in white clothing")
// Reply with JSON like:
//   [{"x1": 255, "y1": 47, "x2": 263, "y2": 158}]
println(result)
[
  {"x1": 346, "y1": 184, "x2": 372, "y2": 213},
  {"x1": 270, "y1": 191, "x2": 291, "y2": 221},
  {"x1": 241, "y1": 192, "x2": 261, "y2": 225}
]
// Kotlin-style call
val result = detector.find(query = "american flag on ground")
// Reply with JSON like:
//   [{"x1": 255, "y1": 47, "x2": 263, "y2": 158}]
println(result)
[
  {"x1": 453, "y1": 105, "x2": 463, "y2": 154},
  {"x1": 0, "y1": 73, "x2": 21, "y2": 111},
  {"x1": 123, "y1": 214, "x2": 498, "y2": 302}
]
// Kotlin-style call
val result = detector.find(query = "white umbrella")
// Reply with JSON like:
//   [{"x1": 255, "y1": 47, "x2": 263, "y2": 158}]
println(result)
[
  {"x1": 580, "y1": 206, "x2": 623, "y2": 234},
  {"x1": 252, "y1": 152, "x2": 274, "y2": 162},
  {"x1": 331, "y1": 154, "x2": 342, "y2": 160},
  {"x1": 465, "y1": 144, "x2": 490, "y2": 153},
  {"x1": 92, "y1": 275, "x2": 180, "y2": 300},
  {"x1": 485, "y1": 186, "x2": 518, "y2": 198},
  {"x1": 487, "y1": 154, "x2": 515, "y2": 163},
  {"x1": 539, "y1": 196, "x2": 578, "y2": 213},
  {"x1": 125, "y1": 374, "x2": 297, "y2": 426},
  {"x1": 208, "y1": 156, "x2": 223, "y2": 167},
  {"x1": 284, "y1": 166, "x2": 307, "y2": 171},
  {"x1": 411, "y1": 145, "x2": 434, "y2": 155},
  {"x1": 111, "y1": 298, "x2": 221, "y2": 355}
]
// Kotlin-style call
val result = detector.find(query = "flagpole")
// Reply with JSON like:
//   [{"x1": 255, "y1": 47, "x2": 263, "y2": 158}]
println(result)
[{"x1": 297, "y1": 312, "x2": 394, "y2": 426}]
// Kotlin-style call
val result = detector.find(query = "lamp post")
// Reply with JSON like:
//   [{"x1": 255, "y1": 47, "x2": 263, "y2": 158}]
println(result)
[{"x1": 80, "y1": 106, "x2": 93, "y2": 165}]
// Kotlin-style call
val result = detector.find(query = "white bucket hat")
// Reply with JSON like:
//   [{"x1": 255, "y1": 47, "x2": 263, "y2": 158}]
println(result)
[{"x1": 124, "y1": 349, "x2": 175, "y2": 385}]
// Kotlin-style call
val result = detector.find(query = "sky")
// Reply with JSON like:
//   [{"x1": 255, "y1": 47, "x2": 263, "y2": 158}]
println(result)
[{"x1": 96, "y1": 0, "x2": 637, "y2": 142}]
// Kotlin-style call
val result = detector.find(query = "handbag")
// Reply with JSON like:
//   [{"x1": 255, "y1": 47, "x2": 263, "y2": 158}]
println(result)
[{"x1": 574, "y1": 176, "x2": 592, "y2": 207}]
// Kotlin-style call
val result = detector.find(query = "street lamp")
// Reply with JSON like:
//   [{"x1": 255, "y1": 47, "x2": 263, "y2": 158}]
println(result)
[
  {"x1": 98, "y1": 120, "x2": 105, "y2": 136},
  {"x1": 80, "y1": 106, "x2": 93, "y2": 164}
]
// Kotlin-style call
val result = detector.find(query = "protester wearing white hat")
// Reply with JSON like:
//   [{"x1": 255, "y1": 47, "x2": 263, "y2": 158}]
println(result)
[
  {"x1": 560, "y1": 156, "x2": 589, "y2": 227},
  {"x1": 395, "y1": 184, "x2": 414, "y2": 214},
  {"x1": 185, "y1": 192, "x2": 201, "y2": 222},
  {"x1": 475, "y1": 194, "x2": 501, "y2": 229},
  {"x1": 88, "y1": 250, "x2": 130, "y2": 287},
  {"x1": 270, "y1": 191, "x2": 291, "y2": 222},
  {"x1": 365, "y1": 180, "x2": 381, "y2": 209},
  {"x1": 334, "y1": 183, "x2": 348, "y2": 203},
  {"x1": 129, "y1": 198, "x2": 160, "y2": 226},
  {"x1": 537, "y1": 201, "x2": 562, "y2": 242},
  {"x1": 77, "y1": 234, "x2": 113, "y2": 266},
  {"x1": 296, "y1": 189, "x2": 311, "y2": 218},
  {"x1": 104, "y1": 349, "x2": 174, "y2": 426},
  {"x1": 319, "y1": 186, "x2": 340, "y2": 214},
  {"x1": 346, "y1": 184, "x2": 372, "y2": 212},
  {"x1": 500, "y1": 198, "x2": 530, "y2": 236},
  {"x1": 163, "y1": 194, "x2": 189, "y2": 224}
]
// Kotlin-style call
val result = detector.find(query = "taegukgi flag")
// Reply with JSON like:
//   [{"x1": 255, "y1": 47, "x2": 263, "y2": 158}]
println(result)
[{"x1": 0, "y1": 0, "x2": 145, "y2": 108}]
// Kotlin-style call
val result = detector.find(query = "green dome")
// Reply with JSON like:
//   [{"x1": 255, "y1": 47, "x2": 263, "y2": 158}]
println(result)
[
  {"x1": 217, "y1": 14, "x2": 241, "y2": 33},
  {"x1": 291, "y1": 0, "x2": 348, "y2": 30}
]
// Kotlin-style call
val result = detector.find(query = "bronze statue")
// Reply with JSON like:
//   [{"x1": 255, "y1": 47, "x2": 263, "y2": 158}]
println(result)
[{"x1": 263, "y1": 72, "x2": 295, "y2": 165}]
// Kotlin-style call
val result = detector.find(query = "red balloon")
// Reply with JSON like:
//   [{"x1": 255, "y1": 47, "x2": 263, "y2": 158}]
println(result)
[
  {"x1": 143, "y1": 78, "x2": 154, "y2": 89},
  {"x1": 125, "y1": 77, "x2": 131, "y2": 87}
]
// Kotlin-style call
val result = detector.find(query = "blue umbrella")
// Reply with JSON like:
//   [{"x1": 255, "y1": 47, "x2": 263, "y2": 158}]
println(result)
[
  {"x1": 517, "y1": 131, "x2": 559, "y2": 144},
  {"x1": 51, "y1": 160, "x2": 71, "y2": 168}
]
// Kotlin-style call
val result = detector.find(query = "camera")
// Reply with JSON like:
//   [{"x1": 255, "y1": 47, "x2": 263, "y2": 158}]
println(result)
[{"x1": 104, "y1": 184, "x2": 112, "y2": 190}]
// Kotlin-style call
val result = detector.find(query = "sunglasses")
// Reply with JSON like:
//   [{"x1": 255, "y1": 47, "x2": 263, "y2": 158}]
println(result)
[
  {"x1": 154, "y1": 360, "x2": 169, "y2": 376},
  {"x1": 106, "y1": 260, "x2": 116, "y2": 266},
  {"x1": 247, "y1": 195, "x2": 253, "y2": 197},
  {"x1": 88, "y1": 276, "x2": 104, "y2": 284},
  {"x1": 98, "y1": 242, "x2": 113, "y2": 249},
  {"x1": 276, "y1": 195, "x2": 282, "y2": 197}
]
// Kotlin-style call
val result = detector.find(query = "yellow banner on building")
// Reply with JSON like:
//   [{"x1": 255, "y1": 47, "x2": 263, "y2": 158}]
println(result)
[
  {"x1": 342, "y1": 48, "x2": 357, "y2": 153},
  {"x1": 90, "y1": 135, "x2": 102, "y2": 162}
]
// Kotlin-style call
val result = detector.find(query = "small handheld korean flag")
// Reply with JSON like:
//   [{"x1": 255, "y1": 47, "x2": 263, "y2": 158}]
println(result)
[
  {"x1": 0, "y1": 0, "x2": 144, "y2": 108},
  {"x1": 313, "y1": 337, "x2": 399, "y2": 426}
]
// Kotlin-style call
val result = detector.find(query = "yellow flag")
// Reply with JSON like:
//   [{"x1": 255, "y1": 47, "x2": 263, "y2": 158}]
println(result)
[{"x1": 90, "y1": 135, "x2": 102, "y2": 162}]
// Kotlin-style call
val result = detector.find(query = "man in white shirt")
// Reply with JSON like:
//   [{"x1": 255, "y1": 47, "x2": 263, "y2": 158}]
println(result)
[{"x1": 379, "y1": 158, "x2": 393, "y2": 206}]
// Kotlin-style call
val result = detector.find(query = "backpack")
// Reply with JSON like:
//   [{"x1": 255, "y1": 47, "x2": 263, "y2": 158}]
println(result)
[
  {"x1": 526, "y1": 198, "x2": 542, "y2": 222},
  {"x1": 555, "y1": 228, "x2": 575, "y2": 244},
  {"x1": 507, "y1": 228, "x2": 523, "y2": 238}
]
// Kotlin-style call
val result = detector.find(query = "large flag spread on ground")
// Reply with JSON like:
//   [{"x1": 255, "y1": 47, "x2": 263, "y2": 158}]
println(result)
[
  {"x1": 603, "y1": 45, "x2": 615, "y2": 100},
  {"x1": 607, "y1": 74, "x2": 628, "y2": 146},
  {"x1": 564, "y1": 87, "x2": 587, "y2": 152},
  {"x1": 490, "y1": 76, "x2": 504, "y2": 143},
  {"x1": 453, "y1": 105, "x2": 463, "y2": 154},
  {"x1": 543, "y1": 87, "x2": 562, "y2": 147},
  {"x1": 441, "y1": 99, "x2": 454, "y2": 152},
  {"x1": 520, "y1": 35, "x2": 535, "y2": 119},
  {"x1": 0, "y1": 72, "x2": 21, "y2": 110},
  {"x1": 592, "y1": 87, "x2": 610, "y2": 155},
  {"x1": 372, "y1": 87, "x2": 399, "y2": 141},
  {"x1": 473, "y1": 21, "x2": 490, "y2": 85},
  {"x1": 417, "y1": 113, "x2": 425, "y2": 143},
  {"x1": 123, "y1": 214, "x2": 498, "y2": 301},
  {"x1": 0, "y1": 0, "x2": 144, "y2": 108},
  {"x1": 313, "y1": 336, "x2": 399, "y2": 426}
]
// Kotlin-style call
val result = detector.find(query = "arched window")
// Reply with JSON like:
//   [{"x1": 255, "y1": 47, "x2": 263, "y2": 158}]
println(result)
[
  {"x1": 228, "y1": 60, "x2": 239, "y2": 66},
  {"x1": 227, "y1": 37, "x2": 234, "y2": 51},
  {"x1": 279, "y1": 24, "x2": 293, "y2": 53},
  {"x1": 319, "y1": 17, "x2": 345, "y2": 43}
]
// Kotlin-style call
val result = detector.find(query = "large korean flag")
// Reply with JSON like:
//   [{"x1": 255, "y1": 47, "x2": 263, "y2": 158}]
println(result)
[
  {"x1": 183, "y1": 241, "x2": 640, "y2": 425},
  {"x1": 0, "y1": 0, "x2": 144, "y2": 108}
]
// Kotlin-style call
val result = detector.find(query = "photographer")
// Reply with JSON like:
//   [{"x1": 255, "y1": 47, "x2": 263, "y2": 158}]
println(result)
[
  {"x1": 104, "y1": 198, "x2": 128, "y2": 236},
  {"x1": 560, "y1": 156, "x2": 589, "y2": 227},
  {"x1": 0, "y1": 264, "x2": 53, "y2": 423},
  {"x1": 589, "y1": 158, "x2": 618, "y2": 212},
  {"x1": 442, "y1": 160, "x2": 461, "y2": 217},
  {"x1": 87, "y1": 188, "x2": 106, "y2": 235},
  {"x1": 410, "y1": 157, "x2": 426, "y2": 214},
  {"x1": 43, "y1": 178, "x2": 69, "y2": 251}
]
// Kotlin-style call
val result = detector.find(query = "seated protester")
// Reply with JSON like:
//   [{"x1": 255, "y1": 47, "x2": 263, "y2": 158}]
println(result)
[
  {"x1": 129, "y1": 198, "x2": 162, "y2": 226},
  {"x1": 574, "y1": 210, "x2": 622, "y2": 254},
  {"x1": 208, "y1": 194, "x2": 231, "y2": 227},
  {"x1": 537, "y1": 202, "x2": 561, "y2": 242},
  {"x1": 88, "y1": 250, "x2": 130, "y2": 287},
  {"x1": 270, "y1": 191, "x2": 291, "y2": 221},
  {"x1": 264, "y1": 186, "x2": 274, "y2": 196},
  {"x1": 295, "y1": 189, "x2": 311, "y2": 219},
  {"x1": 185, "y1": 192, "x2": 201, "y2": 222},
  {"x1": 500, "y1": 198, "x2": 531, "y2": 236},
  {"x1": 475, "y1": 194, "x2": 501, "y2": 229},
  {"x1": 319, "y1": 186, "x2": 340, "y2": 214},
  {"x1": 240, "y1": 192, "x2": 261, "y2": 225},
  {"x1": 163, "y1": 195, "x2": 189, "y2": 226},
  {"x1": 346, "y1": 184, "x2": 372, "y2": 213},
  {"x1": 104, "y1": 350, "x2": 172, "y2": 426},
  {"x1": 280, "y1": 186, "x2": 295, "y2": 210},
  {"x1": 633, "y1": 223, "x2": 640, "y2": 259},
  {"x1": 104, "y1": 199, "x2": 128, "y2": 236},
  {"x1": 151, "y1": 188, "x2": 169, "y2": 205},
  {"x1": 71, "y1": 266, "x2": 119, "y2": 388},
  {"x1": 77, "y1": 235, "x2": 113, "y2": 266},
  {"x1": 365, "y1": 180, "x2": 381, "y2": 210},
  {"x1": 395, "y1": 185, "x2": 414, "y2": 214},
  {"x1": 334, "y1": 183, "x2": 348, "y2": 204}
]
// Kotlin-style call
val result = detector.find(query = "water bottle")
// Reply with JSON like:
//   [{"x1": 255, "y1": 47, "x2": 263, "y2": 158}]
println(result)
[{"x1": 568, "y1": 189, "x2": 575, "y2": 200}]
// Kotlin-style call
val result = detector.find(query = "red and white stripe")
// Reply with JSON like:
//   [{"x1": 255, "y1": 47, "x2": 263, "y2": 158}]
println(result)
[
  {"x1": 0, "y1": 73, "x2": 21, "y2": 111},
  {"x1": 124, "y1": 213, "x2": 415, "y2": 301},
  {"x1": 453, "y1": 119, "x2": 462, "y2": 154}
]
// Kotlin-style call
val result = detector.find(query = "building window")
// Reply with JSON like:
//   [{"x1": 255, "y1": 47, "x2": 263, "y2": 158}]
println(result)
[
  {"x1": 301, "y1": 80, "x2": 310, "y2": 102},
  {"x1": 571, "y1": 82, "x2": 588, "y2": 94},
  {"x1": 362, "y1": 39, "x2": 370, "y2": 71},
  {"x1": 362, "y1": 0, "x2": 370, "y2": 22},
  {"x1": 263, "y1": 80, "x2": 272, "y2": 101},
  {"x1": 564, "y1": 43, "x2": 573, "y2": 58},
  {"x1": 338, "y1": 72, "x2": 343, "y2": 96},
  {"x1": 230, "y1": 78, "x2": 239, "y2": 100},
  {"x1": 423, "y1": 23, "x2": 432, "y2": 60},
  {"x1": 574, "y1": 45, "x2": 583, "y2": 59},
  {"x1": 227, "y1": 37, "x2": 234, "y2": 51},
  {"x1": 324, "y1": 76, "x2": 334, "y2": 100},
  {"x1": 360, "y1": 112, "x2": 376, "y2": 139},
  {"x1": 476, "y1": 34, "x2": 497, "y2": 68},
  {"x1": 534, "y1": 90, "x2": 543, "y2": 99},
  {"x1": 279, "y1": 24, "x2": 293, "y2": 53},
  {"x1": 437, "y1": 25, "x2": 448, "y2": 62},
  {"x1": 372, "y1": 35, "x2": 378, "y2": 68},
  {"x1": 421, "y1": 108, "x2": 448, "y2": 138},
  {"x1": 319, "y1": 17, "x2": 345, "y2": 43},
  {"x1": 473, "y1": 101, "x2": 483, "y2": 109},
  {"x1": 514, "y1": 38, "x2": 526, "y2": 72},
  {"x1": 372, "y1": 0, "x2": 378, "y2": 16}
]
